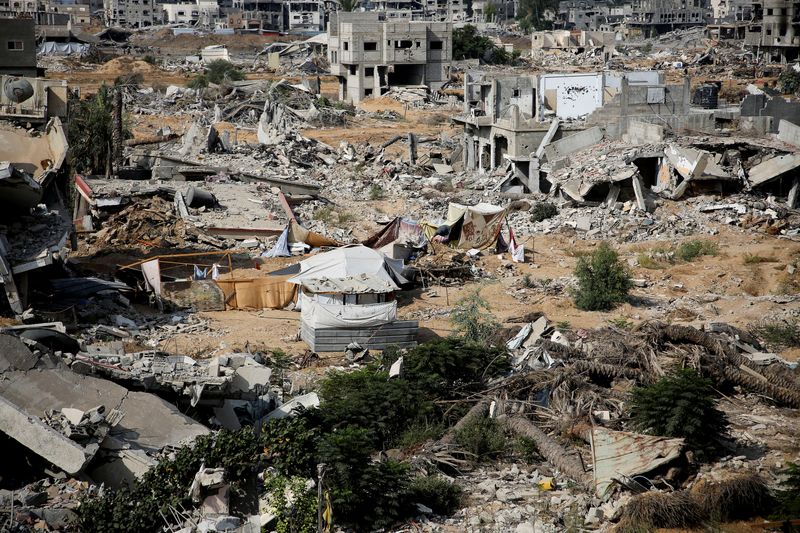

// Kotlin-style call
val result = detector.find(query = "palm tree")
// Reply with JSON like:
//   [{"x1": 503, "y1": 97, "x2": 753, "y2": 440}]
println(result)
[{"x1": 338, "y1": 0, "x2": 359, "y2": 11}]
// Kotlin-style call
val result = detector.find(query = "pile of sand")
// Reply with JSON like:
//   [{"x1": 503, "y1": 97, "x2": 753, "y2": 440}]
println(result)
[{"x1": 96, "y1": 57, "x2": 159, "y2": 76}]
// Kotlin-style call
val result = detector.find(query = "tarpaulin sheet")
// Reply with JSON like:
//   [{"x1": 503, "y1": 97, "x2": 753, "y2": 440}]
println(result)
[
  {"x1": 216, "y1": 274, "x2": 297, "y2": 310},
  {"x1": 423, "y1": 203, "x2": 507, "y2": 250},
  {"x1": 288, "y1": 220, "x2": 340, "y2": 248},
  {"x1": 362, "y1": 217, "x2": 426, "y2": 250},
  {"x1": 301, "y1": 297, "x2": 397, "y2": 329},
  {"x1": 38, "y1": 42, "x2": 90, "y2": 55},
  {"x1": 289, "y1": 244, "x2": 406, "y2": 286}
]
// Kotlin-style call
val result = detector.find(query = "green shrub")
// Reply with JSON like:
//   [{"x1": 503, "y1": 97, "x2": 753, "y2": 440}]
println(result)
[
  {"x1": 77, "y1": 429, "x2": 261, "y2": 532},
  {"x1": 772, "y1": 462, "x2": 800, "y2": 520},
  {"x1": 206, "y1": 59, "x2": 245, "y2": 84},
  {"x1": 187, "y1": 73, "x2": 209, "y2": 89},
  {"x1": 530, "y1": 201, "x2": 558, "y2": 222},
  {"x1": 573, "y1": 242, "x2": 633, "y2": 311},
  {"x1": 142, "y1": 54, "x2": 157, "y2": 65},
  {"x1": 779, "y1": 67, "x2": 800, "y2": 95},
  {"x1": 67, "y1": 85, "x2": 131, "y2": 175},
  {"x1": 451, "y1": 288, "x2": 501, "y2": 344},
  {"x1": 317, "y1": 368, "x2": 431, "y2": 448},
  {"x1": 752, "y1": 319, "x2": 800, "y2": 349},
  {"x1": 629, "y1": 368, "x2": 727, "y2": 459},
  {"x1": 369, "y1": 184, "x2": 385, "y2": 200},
  {"x1": 675, "y1": 240, "x2": 718, "y2": 262},
  {"x1": 454, "y1": 416, "x2": 507, "y2": 460},
  {"x1": 263, "y1": 474, "x2": 317, "y2": 533},
  {"x1": 261, "y1": 413, "x2": 321, "y2": 477},
  {"x1": 743, "y1": 253, "x2": 778, "y2": 264},
  {"x1": 408, "y1": 476, "x2": 463, "y2": 515}
]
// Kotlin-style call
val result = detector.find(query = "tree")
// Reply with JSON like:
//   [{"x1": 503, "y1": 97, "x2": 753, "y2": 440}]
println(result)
[
  {"x1": 338, "y1": 0, "x2": 359, "y2": 10},
  {"x1": 484, "y1": 2, "x2": 497, "y2": 22},
  {"x1": 516, "y1": 0, "x2": 557, "y2": 33},
  {"x1": 189, "y1": 60, "x2": 245, "y2": 88},
  {"x1": 67, "y1": 85, "x2": 130, "y2": 176},
  {"x1": 572, "y1": 242, "x2": 632, "y2": 311},
  {"x1": 629, "y1": 368, "x2": 728, "y2": 459},
  {"x1": 452, "y1": 25, "x2": 519, "y2": 65},
  {"x1": 451, "y1": 288, "x2": 500, "y2": 344},
  {"x1": 778, "y1": 66, "x2": 800, "y2": 95}
]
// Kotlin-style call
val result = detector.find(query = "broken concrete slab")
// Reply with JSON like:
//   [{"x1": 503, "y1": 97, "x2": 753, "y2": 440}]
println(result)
[
  {"x1": 778, "y1": 119, "x2": 800, "y2": 148},
  {"x1": 0, "y1": 333, "x2": 38, "y2": 372},
  {"x1": 664, "y1": 144, "x2": 709, "y2": 181},
  {"x1": 623, "y1": 120, "x2": 664, "y2": 144},
  {"x1": 534, "y1": 118, "x2": 560, "y2": 159},
  {"x1": 748, "y1": 152, "x2": 800, "y2": 187},
  {"x1": 260, "y1": 392, "x2": 319, "y2": 422},
  {"x1": 543, "y1": 126, "x2": 603, "y2": 163},
  {"x1": 231, "y1": 365, "x2": 272, "y2": 392},
  {"x1": 0, "y1": 395, "x2": 90, "y2": 474}
]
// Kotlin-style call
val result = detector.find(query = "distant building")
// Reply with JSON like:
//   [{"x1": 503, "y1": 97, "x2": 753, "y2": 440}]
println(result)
[
  {"x1": 160, "y1": 0, "x2": 219, "y2": 25},
  {"x1": 531, "y1": 28, "x2": 616, "y2": 61},
  {"x1": 0, "y1": 17, "x2": 37, "y2": 77},
  {"x1": 557, "y1": 0, "x2": 626, "y2": 30},
  {"x1": 104, "y1": 0, "x2": 154, "y2": 27},
  {"x1": 228, "y1": 0, "x2": 285, "y2": 32},
  {"x1": 287, "y1": 0, "x2": 324, "y2": 32},
  {"x1": 627, "y1": 0, "x2": 709, "y2": 37},
  {"x1": 744, "y1": 0, "x2": 800, "y2": 62},
  {"x1": 328, "y1": 12, "x2": 452, "y2": 104}
]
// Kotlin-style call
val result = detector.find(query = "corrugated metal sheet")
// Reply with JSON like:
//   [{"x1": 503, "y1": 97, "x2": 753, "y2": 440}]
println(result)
[
  {"x1": 299, "y1": 273, "x2": 397, "y2": 294},
  {"x1": 591, "y1": 427, "x2": 683, "y2": 496}
]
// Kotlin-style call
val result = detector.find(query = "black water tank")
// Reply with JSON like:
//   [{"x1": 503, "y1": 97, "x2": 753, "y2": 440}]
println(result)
[{"x1": 693, "y1": 83, "x2": 720, "y2": 109}]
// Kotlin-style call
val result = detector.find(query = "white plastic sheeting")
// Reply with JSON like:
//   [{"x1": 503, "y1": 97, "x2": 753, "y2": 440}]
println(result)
[
  {"x1": 38, "y1": 42, "x2": 90, "y2": 56},
  {"x1": 288, "y1": 244, "x2": 406, "y2": 287},
  {"x1": 301, "y1": 298, "x2": 397, "y2": 329}
]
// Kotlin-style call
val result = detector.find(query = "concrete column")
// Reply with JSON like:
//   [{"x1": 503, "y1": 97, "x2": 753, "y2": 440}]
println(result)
[{"x1": 788, "y1": 177, "x2": 800, "y2": 208}]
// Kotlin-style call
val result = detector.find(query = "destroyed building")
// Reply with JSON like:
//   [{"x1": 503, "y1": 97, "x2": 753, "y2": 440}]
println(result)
[
  {"x1": 627, "y1": 0, "x2": 709, "y2": 36},
  {"x1": 454, "y1": 70, "x2": 714, "y2": 192},
  {"x1": 557, "y1": 0, "x2": 627, "y2": 30},
  {"x1": 103, "y1": 0, "x2": 155, "y2": 27},
  {"x1": 744, "y1": 0, "x2": 800, "y2": 62},
  {"x1": 0, "y1": 17, "x2": 37, "y2": 77},
  {"x1": 531, "y1": 28, "x2": 616, "y2": 61},
  {"x1": 327, "y1": 12, "x2": 452, "y2": 104},
  {"x1": 160, "y1": 0, "x2": 221, "y2": 25}
]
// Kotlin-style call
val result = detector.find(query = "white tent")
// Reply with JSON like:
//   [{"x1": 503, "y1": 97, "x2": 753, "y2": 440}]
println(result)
[{"x1": 288, "y1": 244, "x2": 406, "y2": 287}]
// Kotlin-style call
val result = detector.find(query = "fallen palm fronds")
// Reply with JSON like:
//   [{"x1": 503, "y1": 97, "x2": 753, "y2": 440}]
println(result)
[
  {"x1": 616, "y1": 491, "x2": 703, "y2": 532},
  {"x1": 616, "y1": 474, "x2": 773, "y2": 532}
]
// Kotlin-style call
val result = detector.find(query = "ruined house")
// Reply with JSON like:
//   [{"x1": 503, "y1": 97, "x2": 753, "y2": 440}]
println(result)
[
  {"x1": 557, "y1": 0, "x2": 627, "y2": 30},
  {"x1": 103, "y1": 0, "x2": 155, "y2": 27},
  {"x1": 327, "y1": 12, "x2": 452, "y2": 104},
  {"x1": 531, "y1": 29, "x2": 616, "y2": 61},
  {"x1": 627, "y1": 0, "x2": 709, "y2": 37},
  {"x1": 453, "y1": 70, "x2": 715, "y2": 192},
  {"x1": 0, "y1": 17, "x2": 37, "y2": 77},
  {"x1": 743, "y1": 0, "x2": 800, "y2": 63}
]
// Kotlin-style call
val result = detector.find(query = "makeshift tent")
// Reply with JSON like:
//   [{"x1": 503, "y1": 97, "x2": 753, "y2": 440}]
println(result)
[
  {"x1": 288, "y1": 244, "x2": 407, "y2": 288},
  {"x1": 215, "y1": 273, "x2": 297, "y2": 310},
  {"x1": 288, "y1": 245, "x2": 417, "y2": 351},
  {"x1": 423, "y1": 203, "x2": 508, "y2": 250},
  {"x1": 362, "y1": 217, "x2": 426, "y2": 259}
]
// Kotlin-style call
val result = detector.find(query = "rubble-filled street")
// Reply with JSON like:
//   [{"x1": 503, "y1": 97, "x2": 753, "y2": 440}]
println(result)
[{"x1": 3, "y1": 3, "x2": 800, "y2": 532}]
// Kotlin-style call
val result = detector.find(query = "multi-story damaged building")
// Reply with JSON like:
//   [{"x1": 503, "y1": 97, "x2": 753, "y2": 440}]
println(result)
[
  {"x1": 558, "y1": 0, "x2": 626, "y2": 29},
  {"x1": 627, "y1": 0, "x2": 709, "y2": 36},
  {"x1": 453, "y1": 70, "x2": 714, "y2": 193},
  {"x1": 0, "y1": 17, "x2": 38, "y2": 77},
  {"x1": 744, "y1": 0, "x2": 800, "y2": 63},
  {"x1": 531, "y1": 28, "x2": 616, "y2": 61},
  {"x1": 286, "y1": 0, "x2": 325, "y2": 32},
  {"x1": 328, "y1": 12, "x2": 451, "y2": 104},
  {"x1": 161, "y1": 0, "x2": 220, "y2": 25},
  {"x1": 228, "y1": 0, "x2": 285, "y2": 32},
  {"x1": 103, "y1": 0, "x2": 155, "y2": 27}
]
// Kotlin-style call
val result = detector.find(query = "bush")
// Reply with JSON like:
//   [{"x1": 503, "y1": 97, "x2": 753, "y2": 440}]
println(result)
[
  {"x1": 261, "y1": 413, "x2": 321, "y2": 477},
  {"x1": 187, "y1": 73, "x2": 209, "y2": 89},
  {"x1": 452, "y1": 25, "x2": 518, "y2": 65},
  {"x1": 67, "y1": 85, "x2": 131, "y2": 175},
  {"x1": 752, "y1": 319, "x2": 800, "y2": 349},
  {"x1": 629, "y1": 368, "x2": 728, "y2": 459},
  {"x1": 188, "y1": 60, "x2": 244, "y2": 89},
  {"x1": 454, "y1": 416, "x2": 507, "y2": 460},
  {"x1": 530, "y1": 201, "x2": 558, "y2": 222},
  {"x1": 573, "y1": 242, "x2": 633, "y2": 311},
  {"x1": 674, "y1": 240, "x2": 718, "y2": 262},
  {"x1": 317, "y1": 368, "x2": 431, "y2": 448},
  {"x1": 369, "y1": 184, "x2": 385, "y2": 200},
  {"x1": 779, "y1": 67, "x2": 800, "y2": 95},
  {"x1": 451, "y1": 288, "x2": 501, "y2": 344},
  {"x1": 773, "y1": 462, "x2": 800, "y2": 520},
  {"x1": 408, "y1": 476, "x2": 462, "y2": 515},
  {"x1": 263, "y1": 474, "x2": 317, "y2": 533}
]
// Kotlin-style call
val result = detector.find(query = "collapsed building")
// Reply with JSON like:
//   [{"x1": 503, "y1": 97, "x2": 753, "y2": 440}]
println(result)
[
  {"x1": 531, "y1": 28, "x2": 616, "y2": 61},
  {"x1": 627, "y1": 0, "x2": 709, "y2": 36},
  {"x1": 327, "y1": 12, "x2": 452, "y2": 104}
]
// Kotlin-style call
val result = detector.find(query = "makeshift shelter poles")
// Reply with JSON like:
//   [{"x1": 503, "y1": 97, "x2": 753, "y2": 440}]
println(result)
[{"x1": 112, "y1": 86, "x2": 123, "y2": 176}]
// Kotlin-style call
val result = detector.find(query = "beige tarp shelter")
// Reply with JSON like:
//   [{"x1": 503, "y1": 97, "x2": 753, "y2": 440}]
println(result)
[
  {"x1": 215, "y1": 273, "x2": 297, "y2": 310},
  {"x1": 422, "y1": 202, "x2": 508, "y2": 250}
]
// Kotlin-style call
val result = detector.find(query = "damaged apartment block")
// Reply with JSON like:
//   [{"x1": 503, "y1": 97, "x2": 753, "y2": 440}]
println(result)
[{"x1": 327, "y1": 12, "x2": 452, "y2": 104}]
